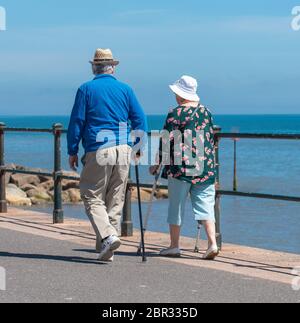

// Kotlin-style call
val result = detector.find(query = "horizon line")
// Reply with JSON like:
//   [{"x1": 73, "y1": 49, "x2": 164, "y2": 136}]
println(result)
[{"x1": 1, "y1": 113, "x2": 300, "y2": 118}]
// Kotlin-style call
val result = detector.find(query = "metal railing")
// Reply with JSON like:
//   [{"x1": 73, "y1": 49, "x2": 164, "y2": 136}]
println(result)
[
  {"x1": 218, "y1": 132, "x2": 300, "y2": 203},
  {"x1": 0, "y1": 123, "x2": 78, "y2": 224},
  {"x1": 1, "y1": 122, "x2": 300, "y2": 249}
]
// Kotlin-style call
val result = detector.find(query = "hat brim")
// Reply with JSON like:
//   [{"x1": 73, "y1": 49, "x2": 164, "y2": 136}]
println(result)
[
  {"x1": 89, "y1": 60, "x2": 119, "y2": 66},
  {"x1": 169, "y1": 85, "x2": 200, "y2": 102}
]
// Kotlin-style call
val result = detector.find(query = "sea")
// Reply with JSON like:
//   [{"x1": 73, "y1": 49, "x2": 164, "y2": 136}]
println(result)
[{"x1": 1, "y1": 114, "x2": 300, "y2": 254}]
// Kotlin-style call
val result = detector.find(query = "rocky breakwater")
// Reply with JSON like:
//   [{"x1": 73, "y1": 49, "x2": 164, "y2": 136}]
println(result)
[
  {"x1": 3, "y1": 165, "x2": 168, "y2": 207},
  {"x1": 4, "y1": 165, "x2": 81, "y2": 207}
]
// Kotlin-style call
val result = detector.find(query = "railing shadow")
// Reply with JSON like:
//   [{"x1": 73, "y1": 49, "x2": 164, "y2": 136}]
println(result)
[{"x1": 0, "y1": 251, "x2": 105, "y2": 265}]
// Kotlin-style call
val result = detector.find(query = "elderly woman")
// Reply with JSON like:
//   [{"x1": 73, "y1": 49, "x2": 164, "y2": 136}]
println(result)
[{"x1": 150, "y1": 75, "x2": 219, "y2": 260}]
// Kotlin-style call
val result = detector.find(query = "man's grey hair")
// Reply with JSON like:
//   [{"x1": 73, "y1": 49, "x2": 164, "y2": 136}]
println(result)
[{"x1": 92, "y1": 64, "x2": 115, "y2": 75}]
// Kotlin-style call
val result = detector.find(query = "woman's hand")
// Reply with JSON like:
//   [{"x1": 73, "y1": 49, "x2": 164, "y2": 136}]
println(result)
[{"x1": 149, "y1": 165, "x2": 160, "y2": 176}]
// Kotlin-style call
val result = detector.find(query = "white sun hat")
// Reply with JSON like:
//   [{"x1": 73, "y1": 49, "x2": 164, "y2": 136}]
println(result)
[{"x1": 169, "y1": 75, "x2": 200, "y2": 102}]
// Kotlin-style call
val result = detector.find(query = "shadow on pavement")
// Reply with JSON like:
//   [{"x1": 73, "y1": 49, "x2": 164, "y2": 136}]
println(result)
[{"x1": 0, "y1": 251, "x2": 106, "y2": 266}]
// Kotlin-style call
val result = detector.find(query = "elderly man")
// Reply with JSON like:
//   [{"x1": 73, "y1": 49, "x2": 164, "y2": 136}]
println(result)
[{"x1": 67, "y1": 49, "x2": 147, "y2": 262}]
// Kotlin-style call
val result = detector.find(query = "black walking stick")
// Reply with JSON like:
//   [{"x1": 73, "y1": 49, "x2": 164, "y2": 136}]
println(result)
[
  {"x1": 137, "y1": 164, "x2": 162, "y2": 254},
  {"x1": 135, "y1": 161, "x2": 147, "y2": 262}
]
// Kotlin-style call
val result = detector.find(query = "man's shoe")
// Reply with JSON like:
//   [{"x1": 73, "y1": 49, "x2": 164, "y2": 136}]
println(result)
[
  {"x1": 202, "y1": 245, "x2": 219, "y2": 260},
  {"x1": 98, "y1": 235, "x2": 121, "y2": 261},
  {"x1": 101, "y1": 251, "x2": 114, "y2": 262},
  {"x1": 159, "y1": 247, "x2": 181, "y2": 257}
]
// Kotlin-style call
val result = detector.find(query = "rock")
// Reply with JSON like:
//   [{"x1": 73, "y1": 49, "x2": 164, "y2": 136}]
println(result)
[
  {"x1": 131, "y1": 188, "x2": 168, "y2": 201},
  {"x1": 4, "y1": 163, "x2": 16, "y2": 185},
  {"x1": 62, "y1": 180, "x2": 80, "y2": 191},
  {"x1": 131, "y1": 188, "x2": 152, "y2": 202},
  {"x1": 29, "y1": 197, "x2": 43, "y2": 205},
  {"x1": 48, "y1": 189, "x2": 81, "y2": 203},
  {"x1": 13, "y1": 166, "x2": 51, "y2": 183},
  {"x1": 6, "y1": 163, "x2": 16, "y2": 170},
  {"x1": 11, "y1": 174, "x2": 40, "y2": 187},
  {"x1": 15, "y1": 165, "x2": 26, "y2": 171},
  {"x1": 38, "y1": 175, "x2": 52, "y2": 183},
  {"x1": 155, "y1": 189, "x2": 169, "y2": 199},
  {"x1": 62, "y1": 191, "x2": 71, "y2": 203},
  {"x1": 48, "y1": 190, "x2": 54, "y2": 199},
  {"x1": 38, "y1": 180, "x2": 54, "y2": 192},
  {"x1": 16, "y1": 165, "x2": 40, "y2": 172},
  {"x1": 20, "y1": 184, "x2": 37, "y2": 192},
  {"x1": 63, "y1": 171, "x2": 80, "y2": 178},
  {"x1": 49, "y1": 190, "x2": 71, "y2": 203},
  {"x1": 6, "y1": 196, "x2": 31, "y2": 206},
  {"x1": 66, "y1": 188, "x2": 82, "y2": 203},
  {"x1": 5, "y1": 173, "x2": 11, "y2": 185},
  {"x1": 6, "y1": 184, "x2": 32, "y2": 206},
  {"x1": 26, "y1": 188, "x2": 51, "y2": 200},
  {"x1": 30, "y1": 195, "x2": 52, "y2": 205},
  {"x1": 38, "y1": 169, "x2": 53, "y2": 183},
  {"x1": 6, "y1": 184, "x2": 27, "y2": 198},
  {"x1": 39, "y1": 178, "x2": 80, "y2": 192},
  {"x1": 26, "y1": 186, "x2": 52, "y2": 205}
]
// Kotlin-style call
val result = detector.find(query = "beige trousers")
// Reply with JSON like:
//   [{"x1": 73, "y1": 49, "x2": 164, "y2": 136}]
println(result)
[{"x1": 80, "y1": 145, "x2": 132, "y2": 251}]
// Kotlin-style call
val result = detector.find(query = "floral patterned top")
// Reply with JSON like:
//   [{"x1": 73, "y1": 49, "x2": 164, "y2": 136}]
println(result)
[{"x1": 159, "y1": 104, "x2": 216, "y2": 185}]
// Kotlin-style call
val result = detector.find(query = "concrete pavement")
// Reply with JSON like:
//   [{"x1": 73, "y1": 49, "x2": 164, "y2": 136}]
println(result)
[
  {"x1": 0, "y1": 227, "x2": 299, "y2": 303},
  {"x1": 0, "y1": 208, "x2": 299, "y2": 303}
]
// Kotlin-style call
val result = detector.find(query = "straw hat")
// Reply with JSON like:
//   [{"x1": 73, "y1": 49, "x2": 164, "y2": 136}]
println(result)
[
  {"x1": 89, "y1": 48, "x2": 119, "y2": 66},
  {"x1": 169, "y1": 75, "x2": 200, "y2": 102}
]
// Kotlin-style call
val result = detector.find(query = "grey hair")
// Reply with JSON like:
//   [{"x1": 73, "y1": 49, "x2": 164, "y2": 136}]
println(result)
[{"x1": 92, "y1": 64, "x2": 114, "y2": 75}]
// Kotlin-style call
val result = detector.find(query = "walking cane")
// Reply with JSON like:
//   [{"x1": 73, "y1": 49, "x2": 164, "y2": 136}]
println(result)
[
  {"x1": 137, "y1": 164, "x2": 162, "y2": 254},
  {"x1": 135, "y1": 161, "x2": 147, "y2": 262},
  {"x1": 194, "y1": 221, "x2": 202, "y2": 253}
]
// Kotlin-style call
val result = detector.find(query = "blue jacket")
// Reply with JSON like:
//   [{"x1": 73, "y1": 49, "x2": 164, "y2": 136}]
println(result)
[{"x1": 67, "y1": 74, "x2": 148, "y2": 156}]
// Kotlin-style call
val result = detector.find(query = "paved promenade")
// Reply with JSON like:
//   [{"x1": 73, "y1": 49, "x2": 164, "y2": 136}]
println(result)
[{"x1": 0, "y1": 208, "x2": 299, "y2": 303}]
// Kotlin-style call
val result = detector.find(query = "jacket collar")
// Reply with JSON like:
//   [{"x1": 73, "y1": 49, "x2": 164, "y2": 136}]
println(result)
[{"x1": 94, "y1": 74, "x2": 116, "y2": 80}]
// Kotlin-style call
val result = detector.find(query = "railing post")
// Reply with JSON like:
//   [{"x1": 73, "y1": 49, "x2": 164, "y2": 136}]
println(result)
[
  {"x1": 122, "y1": 169, "x2": 133, "y2": 237},
  {"x1": 53, "y1": 124, "x2": 64, "y2": 224},
  {"x1": 214, "y1": 126, "x2": 222, "y2": 250},
  {"x1": 0, "y1": 123, "x2": 7, "y2": 213},
  {"x1": 233, "y1": 138, "x2": 238, "y2": 192}
]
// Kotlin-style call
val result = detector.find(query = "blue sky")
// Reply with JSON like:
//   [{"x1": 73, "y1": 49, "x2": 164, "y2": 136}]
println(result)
[{"x1": 0, "y1": 0, "x2": 299, "y2": 115}]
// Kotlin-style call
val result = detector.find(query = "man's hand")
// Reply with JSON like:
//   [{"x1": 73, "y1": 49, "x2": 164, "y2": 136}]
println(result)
[
  {"x1": 69, "y1": 155, "x2": 79, "y2": 172},
  {"x1": 131, "y1": 150, "x2": 143, "y2": 164}
]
